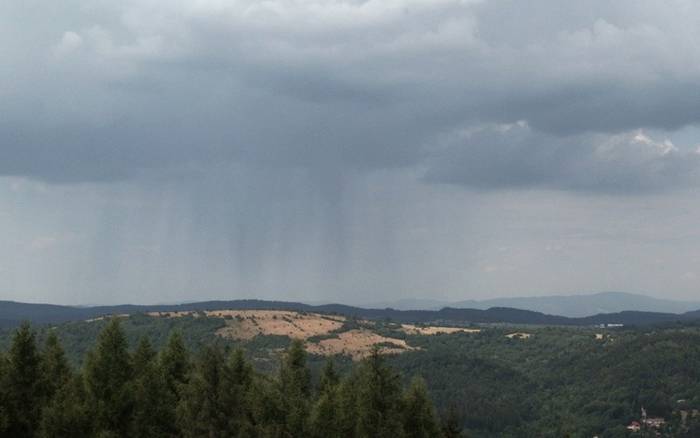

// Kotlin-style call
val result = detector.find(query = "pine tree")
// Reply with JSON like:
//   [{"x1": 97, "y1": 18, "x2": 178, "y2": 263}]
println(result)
[
  {"x1": 279, "y1": 339, "x2": 312, "y2": 437},
  {"x1": 310, "y1": 387, "x2": 343, "y2": 438},
  {"x1": 84, "y1": 318, "x2": 134, "y2": 437},
  {"x1": 355, "y1": 346, "x2": 405, "y2": 438},
  {"x1": 336, "y1": 375, "x2": 360, "y2": 436},
  {"x1": 318, "y1": 358, "x2": 340, "y2": 394},
  {"x1": 247, "y1": 375, "x2": 286, "y2": 437},
  {"x1": 4, "y1": 322, "x2": 42, "y2": 437},
  {"x1": 309, "y1": 357, "x2": 344, "y2": 437},
  {"x1": 280, "y1": 340, "x2": 312, "y2": 397},
  {"x1": 40, "y1": 331, "x2": 71, "y2": 401},
  {"x1": 131, "y1": 337, "x2": 176, "y2": 438},
  {"x1": 0, "y1": 352, "x2": 9, "y2": 435},
  {"x1": 219, "y1": 349, "x2": 254, "y2": 433},
  {"x1": 132, "y1": 337, "x2": 156, "y2": 377},
  {"x1": 225, "y1": 348, "x2": 253, "y2": 389},
  {"x1": 402, "y1": 377, "x2": 442, "y2": 438},
  {"x1": 159, "y1": 331, "x2": 190, "y2": 400},
  {"x1": 38, "y1": 373, "x2": 92, "y2": 438},
  {"x1": 176, "y1": 346, "x2": 229, "y2": 437}
]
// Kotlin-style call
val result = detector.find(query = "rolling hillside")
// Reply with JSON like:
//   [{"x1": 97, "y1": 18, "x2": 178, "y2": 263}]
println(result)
[{"x1": 2, "y1": 296, "x2": 700, "y2": 328}]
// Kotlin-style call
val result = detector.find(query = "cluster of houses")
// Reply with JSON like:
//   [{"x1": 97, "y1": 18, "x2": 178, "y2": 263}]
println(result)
[
  {"x1": 595, "y1": 323, "x2": 624, "y2": 328},
  {"x1": 626, "y1": 404, "x2": 700, "y2": 434},
  {"x1": 505, "y1": 332, "x2": 532, "y2": 339},
  {"x1": 626, "y1": 407, "x2": 665, "y2": 433}
]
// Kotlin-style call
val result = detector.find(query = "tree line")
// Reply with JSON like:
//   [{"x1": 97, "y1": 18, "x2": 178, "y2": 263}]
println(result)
[{"x1": 0, "y1": 320, "x2": 461, "y2": 438}]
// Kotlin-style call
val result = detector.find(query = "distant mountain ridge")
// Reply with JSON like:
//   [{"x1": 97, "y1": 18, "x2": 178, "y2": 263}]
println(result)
[
  {"x1": 1, "y1": 293, "x2": 700, "y2": 329},
  {"x1": 368, "y1": 292, "x2": 700, "y2": 318}
]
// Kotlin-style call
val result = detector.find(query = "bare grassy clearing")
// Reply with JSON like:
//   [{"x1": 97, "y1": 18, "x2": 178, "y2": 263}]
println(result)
[
  {"x1": 305, "y1": 329, "x2": 415, "y2": 360},
  {"x1": 149, "y1": 309, "x2": 433, "y2": 360},
  {"x1": 210, "y1": 310, "x2": 345, "y2": 340}
]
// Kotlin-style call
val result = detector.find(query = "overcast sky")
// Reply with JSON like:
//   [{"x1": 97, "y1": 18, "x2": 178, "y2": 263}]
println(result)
[{"x1": 2, "y1": 0, "x2": 700, "y2": 305}]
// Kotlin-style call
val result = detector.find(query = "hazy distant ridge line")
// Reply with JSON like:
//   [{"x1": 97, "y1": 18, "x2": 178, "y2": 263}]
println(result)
[
  {"x1": 1, "y1": 293, "x2": 700, "y2": 328},
  {"x1": 365, "y1": 291, "x2": 700, "y2": 318}
]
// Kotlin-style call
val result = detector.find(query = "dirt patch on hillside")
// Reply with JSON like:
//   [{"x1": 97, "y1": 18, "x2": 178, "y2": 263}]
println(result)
[
  {"x1": 149, "y1": 309, "x2": 414, "y2": 360},
  {"x1": 306, "y1": 329, "x2": 415, "y2": 360},
  {"x1": 400, "y1": 324, "x2": 481, "y2": 335},
  {"x1": 211, "y1": 310, "x2": 346, "y2": 340}
]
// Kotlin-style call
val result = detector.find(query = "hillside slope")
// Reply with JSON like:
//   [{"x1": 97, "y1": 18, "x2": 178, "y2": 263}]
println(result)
[{"x1": 3, "y1": 297, "x2": 700, "y2": 329}]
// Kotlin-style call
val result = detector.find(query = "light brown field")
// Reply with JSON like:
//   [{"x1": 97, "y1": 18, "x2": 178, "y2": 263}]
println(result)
[
  {"x1": 212, "y1": 310, "x2": 346, "y2": 340},
  {"x1": 400, "y1": 324, "x2": 481, "y2": 335},
  {"x1": 305, "y1": 329, "x2": 415, "y2": 360},
  {"x1": 149, "y1": 309, "x2": 417, "y2": 360}
]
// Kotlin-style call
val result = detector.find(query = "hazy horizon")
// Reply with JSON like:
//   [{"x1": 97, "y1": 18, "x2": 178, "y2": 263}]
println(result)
[
  {"x1": 4, "y1": 290, "x2": 700, "y2": 309},
  {"x1": 3, "y1": 1, "x2": 700, "y2": 305}
]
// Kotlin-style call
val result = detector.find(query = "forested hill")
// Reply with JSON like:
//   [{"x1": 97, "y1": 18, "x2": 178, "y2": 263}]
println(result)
[
  {"x1": 4, "y1": 311, "x2": 700, "y2": 436},
  {"x1": 2, "y1": 298, "x2": 700, "y2": 328},
  {"x1": 0, "y1": 320, "x2": 450, "y2": 438}
]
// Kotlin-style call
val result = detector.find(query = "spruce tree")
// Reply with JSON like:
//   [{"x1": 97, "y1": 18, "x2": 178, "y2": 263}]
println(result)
[
  {"x1": 0, "y1": 352, "x2": 9, "y2": 435},
  {"x1": 310, "y1": 388, "x2": 342, "y2": 438},
  {"x1": 4, "y1": 322, "x2": 42, "y2": 437},
  {"x1": 225, "y1": 348, "x2": 253, "y2": 389},
  {"x1": 40, "y1": 331, "x2": 71, "y2": 401},
  {"x1": 336, "y1": 375, "x2": 360, "y2": 436},
  {"x1": 279, "y1": 339, "x2": 312, "y2": 437},
  {"x1": 38, "y1": 373, "x2": 92, "y2": 438},
  {"x1": 356, "y1": 346, "x2": 405, "y2": 438},
  {"x1": 309, "y1": 357, "x2": 343, "y2": 437},
  {"x1": 220, "y1": 349, "x2": 254, "y2": 432},
  {"x1": 131, "y1": 337, "x2": 176, "y2": 438},
  {"x1": 318, "y1": 358, "x2": 340, "y2": 394},
  {"x1": 132, "y1": 337, "x2": 156, "y2": 377},
  {"x1": 402, "y1": 377, "x2": 442, "y2": 438},
  {"x1": 84, "y1": 318, "x2": 134, "y2": 437},
  {"x1": 176, "y1": 346, "x2": 229, "y2": 437},
  {"x1": 159, "y1": 331, "x2": 190, "y2": 400},
  {"x1": 247, "y1": 375, "x2": 286, "y2": 437}
]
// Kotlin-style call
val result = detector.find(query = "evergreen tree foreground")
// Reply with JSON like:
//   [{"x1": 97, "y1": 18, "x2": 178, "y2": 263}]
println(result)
[{"x1": 0, "y1": 320, "x2": 449, "y2": 438}]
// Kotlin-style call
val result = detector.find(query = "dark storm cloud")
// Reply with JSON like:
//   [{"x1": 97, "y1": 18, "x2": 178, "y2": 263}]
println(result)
[
  {"x1": 425, "y1": 123, "x2": 700, "y2": 193},
  {"x1": 7, "y1": 0, "x2": 700, "y2": 305},
  {"x1": 2, "y1": 0, "x2": 700, "y2": 191}
]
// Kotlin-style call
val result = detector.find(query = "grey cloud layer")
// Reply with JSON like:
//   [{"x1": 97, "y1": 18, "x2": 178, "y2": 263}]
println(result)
[
  {"x1": 2, "y1": 0, "x2": 700, "y2": 191},
  {"x1": 6, "y1": 0, "x2": 700, "y2": 305},
  {"x1": 426, "y1": 124, "x2": 700, "y2": 193}
]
